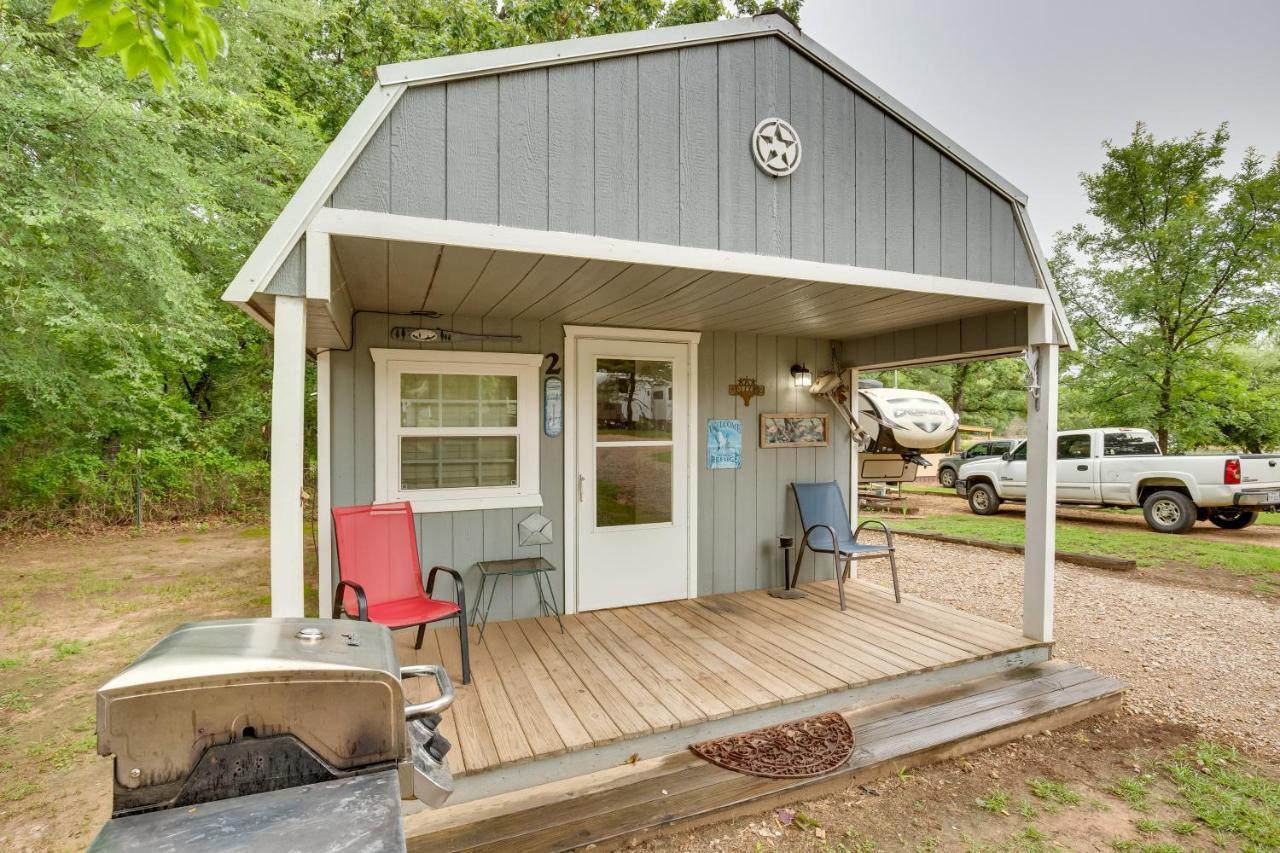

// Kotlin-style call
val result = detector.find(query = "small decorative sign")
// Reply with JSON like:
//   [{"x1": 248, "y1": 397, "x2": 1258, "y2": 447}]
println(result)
[
  {"x1": 707, "y1": 419, "x2": 743, "y2": 470},
  {"x1": 760, "y1": 412, "x2": 829, "y2": 449},
  {"x1": 752, "y1": 117, "x2": 802, "y2": 177},
  {"x1": 543, "y1": 375, "x2": 563, "y2": 438},
  {"x1": 728, "y1": 376, "x2": 766, "y2": 407}
]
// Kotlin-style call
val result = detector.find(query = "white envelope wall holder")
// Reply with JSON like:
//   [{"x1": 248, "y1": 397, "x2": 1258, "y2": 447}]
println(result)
[{"x1": 518, "y1": 513, "x2": 554, "y2": 546}]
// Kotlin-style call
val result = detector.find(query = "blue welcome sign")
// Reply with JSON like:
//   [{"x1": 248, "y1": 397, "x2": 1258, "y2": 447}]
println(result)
[{"x1": 707, "y1": 419, "x2": 742, "y2": 470}]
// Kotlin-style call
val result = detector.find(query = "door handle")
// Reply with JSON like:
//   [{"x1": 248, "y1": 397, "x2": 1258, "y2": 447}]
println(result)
[
  {"x1": 1077, "y1": 464, "x2": 1089, "y2": 471},
  {"x1": 578, "y1": 474, "x2": 585, "y2": 503}
]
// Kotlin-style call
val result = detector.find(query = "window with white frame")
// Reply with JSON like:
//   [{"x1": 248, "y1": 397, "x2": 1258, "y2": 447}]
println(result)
[{"x1": 371, "y1": 349, "x2": 543, "y2": 513}]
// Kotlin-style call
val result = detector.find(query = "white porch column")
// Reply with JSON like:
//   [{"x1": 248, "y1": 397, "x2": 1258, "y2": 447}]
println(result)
[
  {"x1": 270, "y1": 294, "x2": 308, "y2": 618},
  {"x1": 315, "y1": 349, "x2": 332, "y2": 617},
  {"x1": 847, "y1": 368, "x2": 860, "y2": 531},
  {"x1": 1023, "y1": 306, "x2": 1059, "y2": 642}
]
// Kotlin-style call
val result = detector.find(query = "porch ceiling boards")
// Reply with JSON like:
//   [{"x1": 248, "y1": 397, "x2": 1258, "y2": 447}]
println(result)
[
  {"x1": 398, "y1": 578, "x2": 1046, "y2": 779},
  {"x1": 330, "y1": 235, "x2": 1014, "y2": 340}
]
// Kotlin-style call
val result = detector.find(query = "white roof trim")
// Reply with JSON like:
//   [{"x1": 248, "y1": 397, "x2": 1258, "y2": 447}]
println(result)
[
  {"x1": 1013, "y1": 205, "x2": 1076, "y2": 349},
  {"x1": 375, "y1": 15, "x2": 1028, "y2": 205},
  {"x1": 312, "y1": 207, "x2": 1051, "y2": 308},
  {"x1": 222, "y1": 82, "x2": 405, "y2": 304}
]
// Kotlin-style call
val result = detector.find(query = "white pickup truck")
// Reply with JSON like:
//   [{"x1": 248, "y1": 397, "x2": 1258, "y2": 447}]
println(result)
[{"x1": 955, "y1": 427, "x2": 1280, "y2": 534}]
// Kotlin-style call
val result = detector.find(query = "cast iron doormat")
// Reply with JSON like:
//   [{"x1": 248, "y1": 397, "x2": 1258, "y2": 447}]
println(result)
[{"x1": 688, "y1": 712, "x2": 854, "y2": 778}]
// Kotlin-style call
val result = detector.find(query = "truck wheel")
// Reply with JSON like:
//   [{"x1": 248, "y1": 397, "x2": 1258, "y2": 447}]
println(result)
[
  {"x1": 938, "y1": 467, "x2": 957, "y2": 488},
  {"x1": 1142, "y1": 490, "x2": 1196, "y2": 534},
  {"x1": 1207, "y1": 508, "x2": 1259, "y2": 530},
  {"x1": 967, "y1": 482, "x2": 1001, "y2": 515}
]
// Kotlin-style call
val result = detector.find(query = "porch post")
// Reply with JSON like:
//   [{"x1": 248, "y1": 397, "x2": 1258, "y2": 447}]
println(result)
[
  {"x1": 1023, "y1": 305, "x2": 1059, "y2": 642},
  {"x1": 316, "y1": 349, "x2": 331, "y2": 617},
  {"x1": 270, "y1": 294, "x2": 308, "y2": 618},
  {"x1": 847, "y1": 368, "x2": 859, "y2": 531}
]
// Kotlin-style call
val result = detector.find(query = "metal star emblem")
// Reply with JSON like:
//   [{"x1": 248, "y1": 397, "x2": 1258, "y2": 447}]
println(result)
[{"x1": 752, "y1": 117, "x2": 802, "y2": 177}]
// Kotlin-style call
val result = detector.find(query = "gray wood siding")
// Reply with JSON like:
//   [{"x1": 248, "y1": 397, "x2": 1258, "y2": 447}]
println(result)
[
  {"x1": 340, "y1": 35, "x2": 1037, "y2": 288},
  {"x1": 328, "y1": 322, "x2": 849, "y2": 622},
  {"x1": 844, "y1": 308, "x2": 1030, "y2": 370}
]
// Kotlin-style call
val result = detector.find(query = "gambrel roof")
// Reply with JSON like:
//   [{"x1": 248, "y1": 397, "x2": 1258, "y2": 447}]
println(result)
[{"x1": 224, "y1": 13, "x2": 1072, "y2": 349}]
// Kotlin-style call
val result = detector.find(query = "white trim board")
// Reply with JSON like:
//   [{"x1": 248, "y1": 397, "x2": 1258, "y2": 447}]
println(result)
[
  {"x1": 370, "y1": 348, "x2": 545, "y2": 514},
  {"x1": 561, "y1": 326, "x2": 701, "y2": 615},
  {"x1": 312, "y1": 208, "x2": 1050, "y2": 308}
]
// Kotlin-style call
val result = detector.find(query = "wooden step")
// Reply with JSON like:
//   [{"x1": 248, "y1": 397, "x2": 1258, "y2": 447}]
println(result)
[{"x1": 403, "y1": 660, "x2": 1123, "y2": 852}]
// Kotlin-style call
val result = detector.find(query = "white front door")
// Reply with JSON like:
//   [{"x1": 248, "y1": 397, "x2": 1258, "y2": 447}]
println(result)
[{"x1": 574, "y1": 336, "x2": 692, "y2": 611}]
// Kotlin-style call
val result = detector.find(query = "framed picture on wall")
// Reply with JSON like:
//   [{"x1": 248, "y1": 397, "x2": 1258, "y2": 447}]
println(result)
[{"x1": 759, "y1": 412, "x2": 830, "y2": 449}]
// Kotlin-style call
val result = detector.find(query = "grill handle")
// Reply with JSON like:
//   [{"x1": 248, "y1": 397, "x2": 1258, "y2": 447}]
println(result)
[{"x1": 400, "y1": 664, "x2": 455, "y2": 720}]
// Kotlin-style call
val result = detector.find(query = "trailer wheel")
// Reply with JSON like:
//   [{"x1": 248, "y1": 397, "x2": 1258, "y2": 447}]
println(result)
[
  {"x1": 1207, "y1": 508, "x2": 1258, "y2": 530},
  {"x1": 938, "y1": 467, "x2": 957, "y2": 488},
  {"x1": 1142, "y1": 490, "x2": 1196, "y2": 534},
  {"x1": 967, "y1": 482, "x2": 1001, "y2": 515}
]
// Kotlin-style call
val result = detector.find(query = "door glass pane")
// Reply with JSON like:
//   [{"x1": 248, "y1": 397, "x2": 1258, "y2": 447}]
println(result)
[
  {"x1": 401, "y1": 436, "x2": 517, "y2": 490},
  {"x1": 401, "y1": 373, "x2": 517, "y2": 428},
  {"x1": 595, "y1": 359, "x2": 673, "y2": 442},
  {"x1": 596, "y1": 446, "x2": 672, "y2": 527}
]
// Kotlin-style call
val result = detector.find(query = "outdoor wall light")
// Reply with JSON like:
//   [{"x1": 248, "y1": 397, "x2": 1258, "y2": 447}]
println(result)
[{"x1": 790, "y1": 364, "x2": 813, "y2": 388}]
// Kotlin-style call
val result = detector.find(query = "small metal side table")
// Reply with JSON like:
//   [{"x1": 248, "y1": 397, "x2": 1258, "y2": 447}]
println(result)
[{"x1": 471, "y1": 557, "x2": 564, "y2": 644}]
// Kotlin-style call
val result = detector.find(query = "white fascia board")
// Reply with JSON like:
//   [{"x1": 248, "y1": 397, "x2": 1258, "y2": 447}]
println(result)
[
  {"x1": 312, "y1": 207, "x2": 1051, "y2": 308},
  {"x1": 376, "y1": 15, "x2": 1028, "y2": 206},
  {"x1": 221, "y1": 82, "x2": 406, "y2": 305},
  {"x1": 377, "y1": 16, "x2": 779, "y2": 86},
  {"x1": 1014, "y1": 205, "x2": 1077, "y2": 350}
]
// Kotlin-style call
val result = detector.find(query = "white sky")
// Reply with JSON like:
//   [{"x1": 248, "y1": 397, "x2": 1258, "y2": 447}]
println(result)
[{"x1": 801, "y1": 0, "x2": 1280, "y2": 244}]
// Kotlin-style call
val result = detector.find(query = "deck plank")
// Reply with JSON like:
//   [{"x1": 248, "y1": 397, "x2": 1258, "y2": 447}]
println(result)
[
  {"x1": 511, "y1": 619, "x2": 626, "y2": 746},
  {"x1": 433, "y1": 627, "x2": 500, "y2": 774},
  {"x1": 590, "y1": 609, "x2": 735, "y2": 720},
  {"x1": 670, "y1": 599, "x2": 838, "y2": 696},
  {"x1": 804, "y1": 584, "x2": 999, "y2": 656},
  {"x1": 479, "y1": 624, "x2": 570, "y2": 758},
  {"x1": 576, "y1": 612, "x2": 709, "y2": 726},
  {"x1": 609, "y1": 607, "x2": 759, "y2": 714},
  {"x1": 528, "y1": 616, "x2": 656, "y2": 737},
  {"x1": 492, "y1": 621, "x2": 594, "y2": 752},
  {"x1": 466, "y1": 629, "x2": 536, "y2": 767}
]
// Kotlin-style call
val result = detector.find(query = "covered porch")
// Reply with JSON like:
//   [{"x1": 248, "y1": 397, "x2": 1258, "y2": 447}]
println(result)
[{"x1": 399, "y1": 576, "x2": 1050, "y2": 784}]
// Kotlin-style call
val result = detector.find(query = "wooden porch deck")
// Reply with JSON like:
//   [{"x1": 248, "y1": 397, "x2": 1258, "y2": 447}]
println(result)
[{"x1": 399, "y1": 578, "x2": 1048, "y2": 779}]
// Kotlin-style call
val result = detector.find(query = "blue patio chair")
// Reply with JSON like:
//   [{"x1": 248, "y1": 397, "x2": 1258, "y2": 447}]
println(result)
[{"x1": 790, "y1": 481, "x2": 901, "y2": 611}]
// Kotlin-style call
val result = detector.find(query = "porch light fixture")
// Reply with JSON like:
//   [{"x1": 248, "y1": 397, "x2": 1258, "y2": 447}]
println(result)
[{"x1": 790, "y1": 364, "x2": 812, "y2": 388}]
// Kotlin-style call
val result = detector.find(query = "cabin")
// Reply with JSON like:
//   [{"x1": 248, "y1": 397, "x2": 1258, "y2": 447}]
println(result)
[{"x1": 223, "y1": 14, "x2": 1117, "y2": 848}]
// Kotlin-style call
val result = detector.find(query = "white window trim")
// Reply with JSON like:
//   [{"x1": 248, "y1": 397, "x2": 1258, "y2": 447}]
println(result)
[{"x1": 371, "y1": 348, "x2": 544, "y2": 514}]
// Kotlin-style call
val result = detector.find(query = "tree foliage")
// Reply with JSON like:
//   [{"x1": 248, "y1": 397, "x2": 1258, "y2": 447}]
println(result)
[
  {"x1": 1052, "y1": 123, "x2": 1280, "y2": 452},
  {"x1": 2, "y1": 0, "x2": 795, "y2": 525}
]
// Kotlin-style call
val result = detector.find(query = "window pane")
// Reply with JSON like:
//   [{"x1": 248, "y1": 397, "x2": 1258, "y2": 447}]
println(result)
[
  {"x1": 401, "y1": 373, "x2": 517, "y2": 428},
  {"x1": 596, "y1": 445, "x2": 672, "y2": 527},
  {"x1": 1103, "y1": 431, "x2": 1161, "y2": 456},
  {"x1": 595, "y1": 358, "x2": 673, "y2": 442},
  {"x1": 401, "y1": 437, "x2": 517, "y2": 490},
  {"x1": 1056, "y1": 434, "x2": 1092, "y2": 459}
]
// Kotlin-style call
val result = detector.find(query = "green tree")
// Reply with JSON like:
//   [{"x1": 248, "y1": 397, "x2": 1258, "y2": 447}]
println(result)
[
  {"x1": 1052, "y1": 123, "x2": 1280, "y2": 452},
  {"x1": 3, "y1": 0, "x2": 798, "y2": 524}
]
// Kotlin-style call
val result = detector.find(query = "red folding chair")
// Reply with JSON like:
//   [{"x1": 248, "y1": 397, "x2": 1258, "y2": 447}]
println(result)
[{"x1": 331, "y1": 502, "x2": 471, "y2": 684}]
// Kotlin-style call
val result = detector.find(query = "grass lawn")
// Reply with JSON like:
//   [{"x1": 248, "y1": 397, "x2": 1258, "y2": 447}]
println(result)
[
  {"x1": 899, "y1": 483, "x2": 958, "y2": 497},
  {"x1": 891, "y1": 512, "x2": 1280, "y2": 595}
]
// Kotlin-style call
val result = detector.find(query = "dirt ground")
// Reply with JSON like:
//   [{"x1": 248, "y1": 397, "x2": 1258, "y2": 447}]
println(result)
[
  {"x1": 2, "y1": 521, "x2": 1278, "y2": 852},
  {"x1": 637, "y1": 714, "x2": 1279, "y2": 852},
  {"x1": 0, "y1": 521, "x2": 316, "y2": 852}
]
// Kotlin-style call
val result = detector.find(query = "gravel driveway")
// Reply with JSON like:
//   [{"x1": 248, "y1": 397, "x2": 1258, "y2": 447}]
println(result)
[{"x1": 856, "y1": 538, "x2": 1280, "y2": 757}]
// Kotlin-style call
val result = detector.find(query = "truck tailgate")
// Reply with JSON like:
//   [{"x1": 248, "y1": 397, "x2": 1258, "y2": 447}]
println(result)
[{"x1": 1240, "y1": 455, "x2": 1280, "y2": 490}]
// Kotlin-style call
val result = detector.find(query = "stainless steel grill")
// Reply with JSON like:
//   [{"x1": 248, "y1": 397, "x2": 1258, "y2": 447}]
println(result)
[{"x1": 90, "y1": 618, "x2": 454, "y2": 852}]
